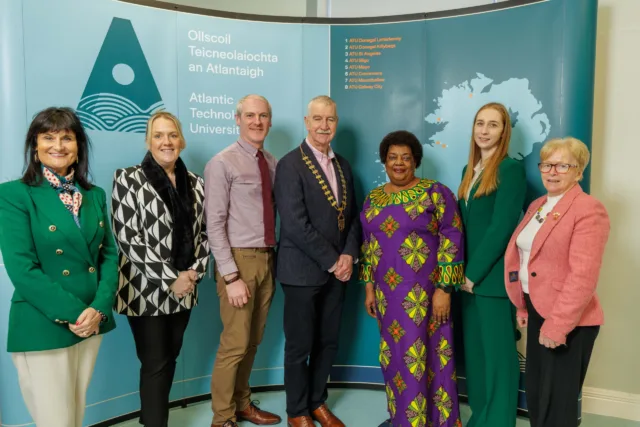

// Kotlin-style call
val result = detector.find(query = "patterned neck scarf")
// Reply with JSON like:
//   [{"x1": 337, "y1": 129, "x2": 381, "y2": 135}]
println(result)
[{"x1": 42, "y1": 165, "x2": 83, "y2": 227}]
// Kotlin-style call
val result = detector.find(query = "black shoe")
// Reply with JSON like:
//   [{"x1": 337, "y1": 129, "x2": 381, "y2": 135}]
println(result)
[{"x1": 378, "y1": 419, "x2": 392, "y2": 427}]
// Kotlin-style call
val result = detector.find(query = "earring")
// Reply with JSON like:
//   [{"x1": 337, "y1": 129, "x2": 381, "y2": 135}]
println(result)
[{"x1": 34, "y1": 152, "x2": 39, "y2": 163}]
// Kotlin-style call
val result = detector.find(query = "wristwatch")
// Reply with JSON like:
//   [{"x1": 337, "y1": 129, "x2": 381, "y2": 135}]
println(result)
[
  {"x1": 437, "y1": 285, "x2": 453, "y2": 294},
  {"x1": 224, "y1": 272, "x2": 240, "y2": 285}
]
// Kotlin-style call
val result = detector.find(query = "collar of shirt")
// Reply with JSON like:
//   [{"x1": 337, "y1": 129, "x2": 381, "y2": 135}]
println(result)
[
  {"x1": 237, "y1": 138, "x2": 261, "y2": 157},
  {"x1": 305, "y1": 138, "x2": 335, "y2": 164},
  {"x1": 474, "y1": 160, "x2": 484, "y2": 173},
  {"x1": 545, "y1": 191, "x2": 566, "y2": 207}
]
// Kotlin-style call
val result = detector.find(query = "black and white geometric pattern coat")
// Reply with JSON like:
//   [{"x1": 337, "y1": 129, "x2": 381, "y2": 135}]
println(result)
[{"x1": 111, "y1": 165, "x2": 210, "y2": 316}]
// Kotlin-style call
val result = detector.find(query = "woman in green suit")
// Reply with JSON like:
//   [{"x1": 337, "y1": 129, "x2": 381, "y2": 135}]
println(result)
[
  {"x1": 0, "y1": 107, "x2": 119, "y2": 427},
  {"x1": 457, "y1": 103, "x2": 527, "y2": 427}
]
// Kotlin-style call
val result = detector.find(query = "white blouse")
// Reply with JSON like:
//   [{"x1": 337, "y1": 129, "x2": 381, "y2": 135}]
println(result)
[
  {"x1": 516, "y1": 193, "x2": 564, "y2": 293},
  {"x1": 465, "y1": 161, "x2": 484, "y2": 202}
]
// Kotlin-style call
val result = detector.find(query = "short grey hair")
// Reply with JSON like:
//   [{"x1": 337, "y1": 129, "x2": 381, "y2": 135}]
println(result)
[
  {"x1": 236, "y1": 94, "x2": 272, "y2": 117},
  {"x1": 540, "y1": 137, "x2": 590, "y2": 178},
  {"x1": 307, "y1": 95, "x2": 337, "y2": 116}
]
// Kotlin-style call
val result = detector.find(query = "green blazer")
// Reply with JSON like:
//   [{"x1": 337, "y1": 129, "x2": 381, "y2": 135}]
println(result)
[
  {"x1": 459, "y1": 157, "x2": 527, "y2": 297},
  {"x1": 0, "y1": 179, "x2": 118, "y2": 352}
]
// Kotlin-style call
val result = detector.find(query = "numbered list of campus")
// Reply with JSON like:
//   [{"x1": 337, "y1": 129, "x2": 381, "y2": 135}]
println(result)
[
  {"x1": 341, "y1": 36, "x2": 402, "y2": 90},
  {"x1": 185, "y1": 30, "x2": 278, "y2": 135}
]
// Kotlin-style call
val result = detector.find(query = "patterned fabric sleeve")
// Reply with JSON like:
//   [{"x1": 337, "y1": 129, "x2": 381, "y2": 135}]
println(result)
[
  {"x1": 188, "y1": 175, "x2": 210, "y2": 282},
  {"x1": 359, "y1": 234, "x2": 373, "y2": 284},
  {"x1": 432, "y1": 182, "x2": 465, "y2": 290},
  {"x1": 111, "y1": 168, "x2": 178, "y2": 292},
  {"x1": 359, "y1": 195, "x2": 373, "y2": 285}
]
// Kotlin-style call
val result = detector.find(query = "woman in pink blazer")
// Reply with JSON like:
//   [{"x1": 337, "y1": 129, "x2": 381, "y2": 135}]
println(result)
[{"x1": 504, "y1": 137, "x2": 610, "y2": 427}]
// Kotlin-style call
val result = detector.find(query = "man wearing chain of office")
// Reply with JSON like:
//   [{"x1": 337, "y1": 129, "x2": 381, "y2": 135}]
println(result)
[{"x1": 274, "y1": 95, "x2": 361, "y2": 427}]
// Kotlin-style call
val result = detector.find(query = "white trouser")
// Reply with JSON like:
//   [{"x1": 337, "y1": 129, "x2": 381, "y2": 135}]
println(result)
[{"x1": 11, "y1": 335, "x2": 103, "y2": 427}]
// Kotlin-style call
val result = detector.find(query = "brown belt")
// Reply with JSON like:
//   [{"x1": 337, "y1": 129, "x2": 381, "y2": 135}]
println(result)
[{"x1": 231, "y1": 247, "x2": 274, "y2": 253}]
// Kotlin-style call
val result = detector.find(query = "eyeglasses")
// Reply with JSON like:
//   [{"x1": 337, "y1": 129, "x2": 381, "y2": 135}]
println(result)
[{"x1": 537, "y1": 163, "x2": 578, "y2": 174}]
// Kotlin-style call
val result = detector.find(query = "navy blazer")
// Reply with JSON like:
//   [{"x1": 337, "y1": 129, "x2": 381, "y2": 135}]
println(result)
[{"x1": 274, "y1": 141, "x2": 361, "y2": 286}]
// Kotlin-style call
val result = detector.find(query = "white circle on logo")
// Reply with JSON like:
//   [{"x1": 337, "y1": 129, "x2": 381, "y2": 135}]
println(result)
[{"x1": 112, "y1": 63, "x2": 135, "y2": 85}]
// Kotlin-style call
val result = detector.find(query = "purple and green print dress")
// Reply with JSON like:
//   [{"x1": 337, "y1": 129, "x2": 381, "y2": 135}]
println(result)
[{"x1": 360, "y1": 179, "x2": 464, "y2": 427}]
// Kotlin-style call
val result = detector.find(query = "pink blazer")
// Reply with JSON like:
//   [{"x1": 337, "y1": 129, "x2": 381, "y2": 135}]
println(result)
[{"x1": 504, "y1": 184, "x2": 610, "y2": 345}]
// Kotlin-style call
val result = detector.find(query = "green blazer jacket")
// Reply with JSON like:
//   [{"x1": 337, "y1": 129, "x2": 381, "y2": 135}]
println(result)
[
  {"x1": 459, "y1": 157, "x2": 527, "y2": 297},
  {"x1": 0, "y1": 179, "x2": 119, "y2": 352}
]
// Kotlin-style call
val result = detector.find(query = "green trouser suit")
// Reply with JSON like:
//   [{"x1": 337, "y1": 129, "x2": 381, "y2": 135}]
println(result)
[{"x1": 458, "y1": 157, "x2": 527, "y2": 427}]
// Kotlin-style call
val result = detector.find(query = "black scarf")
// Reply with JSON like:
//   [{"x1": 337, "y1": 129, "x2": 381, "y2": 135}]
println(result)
[{"x1": 141, "y1": 151, "x2": 195, "y2": 271}]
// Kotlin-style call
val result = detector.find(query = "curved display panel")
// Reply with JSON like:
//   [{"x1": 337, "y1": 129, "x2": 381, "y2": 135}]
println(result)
[{"x1": 0, "y1": 0, "x2": 596, "y2": 424}]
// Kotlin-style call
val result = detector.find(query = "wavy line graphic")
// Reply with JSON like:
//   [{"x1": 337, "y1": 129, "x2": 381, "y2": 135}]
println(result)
[{"x1": 77, "y1": 93, "x2": 164, "y2": 133}]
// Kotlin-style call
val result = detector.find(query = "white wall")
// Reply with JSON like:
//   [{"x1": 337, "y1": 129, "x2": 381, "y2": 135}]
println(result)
[
  {"x1": 582, "y1": 0, "x2": 640, "y2": 417},
  {"x1": 327, "y1": 0, "x2": 505, "y2": 18},
  {"x1": 151, "y1": 0, "x2": 308, "y2": 16}
]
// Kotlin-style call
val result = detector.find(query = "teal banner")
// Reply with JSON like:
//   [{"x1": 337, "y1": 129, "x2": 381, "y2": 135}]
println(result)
[
  {"x1": 329, "y1": 0, "x2": 598, "y2": 412},
  {"x1": 0, "y1": 0, "x2": 597, "y2": 424}
]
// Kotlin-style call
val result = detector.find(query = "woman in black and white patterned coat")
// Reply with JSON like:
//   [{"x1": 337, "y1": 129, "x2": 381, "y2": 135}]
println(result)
[{"x1": 111, "y1": 111, "x2": 209, "y2": 427}]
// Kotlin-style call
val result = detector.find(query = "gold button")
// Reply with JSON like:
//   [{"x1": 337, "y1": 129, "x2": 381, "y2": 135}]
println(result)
[
  {"x1": 55, "y1": 319, "x2": 60, "y2": 323},
  {"x1": 99, "y1": 244, "x2": 103, "y2": 249},
  {"x1": 62, "y1": 270, "x2": 70, "y2": 276},
  {"x1": 49, "y1": 225, "x2": 57, "y2": 232},
  {"x1": 56, "y1": 249, "x2": 63, "y2": 255},
  {"x1": 88, "y1": 267, "x2": 96, "y2": 273},
  {"x1": 99, "y1": 221, "x2": 104, "y2": 228}
]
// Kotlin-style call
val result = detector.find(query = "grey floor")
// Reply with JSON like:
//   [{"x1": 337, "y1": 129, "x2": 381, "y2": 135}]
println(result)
[{"x1": 112, "y1": 389, "x2": 640, "y2": 427}]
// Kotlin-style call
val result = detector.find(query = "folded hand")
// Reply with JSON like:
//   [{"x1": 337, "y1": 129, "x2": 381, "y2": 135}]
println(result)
[
  {"x1": 334, "y1": 255, "x2": 353, "y2": 282},
  {"x1": 71, "y1": 308, "x2": 101, "y2": 338}
]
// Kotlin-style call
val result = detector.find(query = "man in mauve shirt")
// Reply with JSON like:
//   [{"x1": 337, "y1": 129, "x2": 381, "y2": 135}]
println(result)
[{"x1": 204, "y1": 94, "x2": 280, "y2": 427}]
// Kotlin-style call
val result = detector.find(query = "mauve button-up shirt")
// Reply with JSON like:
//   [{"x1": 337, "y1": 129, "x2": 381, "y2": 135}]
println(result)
[{"x1": 204, "y1": 139, "x2": 277, "y2": 276}]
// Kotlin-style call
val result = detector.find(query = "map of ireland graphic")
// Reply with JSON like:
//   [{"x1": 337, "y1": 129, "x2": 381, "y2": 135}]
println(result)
[{"x1": 77, "y1": 18, "x2": 164, "y2": 133}]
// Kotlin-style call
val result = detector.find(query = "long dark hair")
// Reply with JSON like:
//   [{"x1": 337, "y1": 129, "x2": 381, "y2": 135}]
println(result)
[{"x1": 22, "y1": 107, "x2": 93, "y2": 189}]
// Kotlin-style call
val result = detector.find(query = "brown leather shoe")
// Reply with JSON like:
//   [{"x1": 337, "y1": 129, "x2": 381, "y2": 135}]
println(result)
[
  {"x1": 236, "y1": 401, "x2": 282, "y2": 425},
  {"x1": 311, "y1": 404, "x2": 345, "y2": 427},
  {"x1": 287, "y1": 415, "x2": 315, "y2": 427}
]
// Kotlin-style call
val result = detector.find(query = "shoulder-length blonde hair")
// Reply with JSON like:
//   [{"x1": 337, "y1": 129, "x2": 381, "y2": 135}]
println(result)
[{"x1": 457, "y1": 102, "x2": 512, "y2": 199}]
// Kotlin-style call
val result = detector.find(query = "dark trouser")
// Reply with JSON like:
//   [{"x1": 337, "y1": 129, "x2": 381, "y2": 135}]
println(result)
[
  {"x1": 282, "y1": 277, "x2": 346, "y2": 418},
  {"x1": 524, "y1": 294, "x2": 599, "y2": 427},
  {"x1": 127, "y1": 310, "x2": 191, "y2": 427}
]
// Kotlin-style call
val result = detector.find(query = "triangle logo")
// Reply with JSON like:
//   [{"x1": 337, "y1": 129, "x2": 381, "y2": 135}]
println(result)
[{"x1": 77, "y1": 17, "x2": 164, "y2": 133}]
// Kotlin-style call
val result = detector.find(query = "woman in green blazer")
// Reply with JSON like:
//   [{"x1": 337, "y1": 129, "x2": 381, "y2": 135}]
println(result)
[
  {"x1": 457, "y1": 103, "x2": 527, "y2": 427},
  {"x1": 0, "y1": 107, "x2": 118, "y2": 427}
]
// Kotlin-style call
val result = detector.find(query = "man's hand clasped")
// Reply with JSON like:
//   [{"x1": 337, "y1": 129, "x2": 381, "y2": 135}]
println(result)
[{"x1": 334, "y1": 254, "x2": 353, "y2": 282}]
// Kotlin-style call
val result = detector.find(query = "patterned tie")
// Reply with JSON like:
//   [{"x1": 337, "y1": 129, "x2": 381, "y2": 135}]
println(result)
[{"x1": 256, "y1": 150, "x2": 276, "y2": 246}]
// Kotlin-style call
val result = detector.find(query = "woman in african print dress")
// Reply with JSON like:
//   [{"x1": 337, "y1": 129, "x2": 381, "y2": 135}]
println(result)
[{"x1": 360, "y1": 131, "x2": 465, "y2": 427}]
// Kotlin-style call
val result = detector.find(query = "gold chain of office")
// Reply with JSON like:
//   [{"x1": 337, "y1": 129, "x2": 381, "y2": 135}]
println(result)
[{"x1": 300, "y1": 145, "x2": 347, "y2": 231}]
